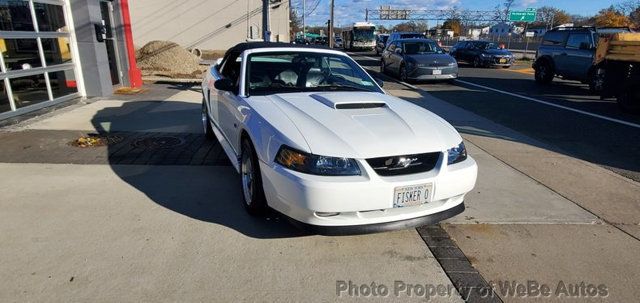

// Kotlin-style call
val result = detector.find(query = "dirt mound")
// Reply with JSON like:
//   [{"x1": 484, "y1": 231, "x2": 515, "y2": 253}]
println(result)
[{"x1": 136, "y1": 41, "x2": 205, "y2": 78}]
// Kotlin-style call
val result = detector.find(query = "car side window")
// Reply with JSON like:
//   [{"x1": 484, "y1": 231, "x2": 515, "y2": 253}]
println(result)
[
  {"x1": 220, "y1": 52, "x2": 241, "y2": 84},
  {"x1": 542, "y1": 31, "x2": 569, "y2": 46},
  {"x1": 566, "y1": 33, "x2": 591, "y2": 49},
  {"x1": 387, "y1": 43, "x2": 396, "y2": 52}
]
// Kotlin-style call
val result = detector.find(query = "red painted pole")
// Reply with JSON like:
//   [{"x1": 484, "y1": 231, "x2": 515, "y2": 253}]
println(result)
[{"x1": 119, "y1": 0, "x2": 142, "y2": 88}]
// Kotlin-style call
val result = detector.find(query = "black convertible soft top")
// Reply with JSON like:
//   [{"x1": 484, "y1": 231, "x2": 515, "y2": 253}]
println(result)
[{"x1": 227, "y1": 42, "x2": 332, "y2": 54}]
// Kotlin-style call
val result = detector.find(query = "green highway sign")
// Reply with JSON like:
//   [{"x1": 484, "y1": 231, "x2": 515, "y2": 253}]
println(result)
[{"x1": 509, "y1": 9, "x2": 537, "y2": 22}]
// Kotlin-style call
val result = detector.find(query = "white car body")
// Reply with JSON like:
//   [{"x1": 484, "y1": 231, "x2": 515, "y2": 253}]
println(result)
[{"x1": 202, "y1": 43, "x2": 477, "y2": 234}]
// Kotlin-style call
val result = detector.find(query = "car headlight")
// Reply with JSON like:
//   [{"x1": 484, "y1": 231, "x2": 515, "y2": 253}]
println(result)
[
  {"x1": 275, "y1": 146, "x2": 361, "y2": 176},
  {"x1": 480, "y1": 53, "x2": 489, "y2": 57},
  {"x1": 448, "y1": 61, "x2": 458, "y2": 67},
  {"x1": 447, "y1": 142, "x2": 467, "y2": 165}
]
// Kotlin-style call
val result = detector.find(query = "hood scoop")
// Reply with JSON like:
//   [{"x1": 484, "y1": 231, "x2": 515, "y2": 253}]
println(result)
[{"x1": 310, "y1": 92, "x2": 387, "y2": 109}]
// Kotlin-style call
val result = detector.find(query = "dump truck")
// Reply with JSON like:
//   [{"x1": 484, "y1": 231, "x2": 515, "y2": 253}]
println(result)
[{"x1": 593, "y1": 32, "x2": 640, "y2": 112}]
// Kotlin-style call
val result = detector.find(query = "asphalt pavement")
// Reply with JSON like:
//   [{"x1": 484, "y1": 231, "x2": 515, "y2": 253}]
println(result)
[{"x1": 349, "y1": 52, "x2": 640, "y2": 182}]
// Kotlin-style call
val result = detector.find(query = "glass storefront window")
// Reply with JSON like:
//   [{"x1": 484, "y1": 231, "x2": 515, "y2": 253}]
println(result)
[
  {"x1": 41, "y1": 37, "x2": 72, "y2": 66},
  {"x1": 0, "y1": 80, "x2": 11, "y2": 113},
  {"x1": 0, "y1": 0, "x2": 35, "y2": 31},
  {"x1": 49, "y1": 69, "x2": 76, "y2": 98},
  {"x1": 9, "y1": 73, "x2": 48, "y2": 108},
  {"x1": 33, "y1": 2, "x2": 66, "y2": 32},
  {"x1": 1, "y1": 38, "x2": 42, "y2": 71}
]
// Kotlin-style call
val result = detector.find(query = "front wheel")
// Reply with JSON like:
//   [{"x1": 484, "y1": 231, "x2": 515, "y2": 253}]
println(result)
[
  {"x1": 588, "y1": 67, "x2": 605, "y2": 94},
  {"x1": 473, "y1": 56, "x2": 483, "y2": 68},
  {"x1": 534, "y1": 61, "x2": 554, "y2": 84},
  {"x1": 240, "y1": 138, "x2": 268, "y2": 215},
  {"x1": 202, "y1": 99, "x2": 214, "y2": 139},
  {"x1": 399, "y1": 64, "x2": 408, "y2": 82}
]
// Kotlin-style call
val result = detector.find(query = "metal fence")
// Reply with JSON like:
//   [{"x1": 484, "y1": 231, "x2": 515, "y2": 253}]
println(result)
[{"x1": 437, "y1": 36, "x2": 543, "y2": 52}]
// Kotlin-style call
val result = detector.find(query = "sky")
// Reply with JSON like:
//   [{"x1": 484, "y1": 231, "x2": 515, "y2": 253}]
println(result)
[{"x1": 293, "y1": 0, "x2": 625, "y2": 27}]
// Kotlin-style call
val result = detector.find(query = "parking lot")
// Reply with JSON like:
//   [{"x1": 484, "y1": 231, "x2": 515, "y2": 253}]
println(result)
[{"x1": 1, "y1": 50, "x2": 639, "y2": 302}]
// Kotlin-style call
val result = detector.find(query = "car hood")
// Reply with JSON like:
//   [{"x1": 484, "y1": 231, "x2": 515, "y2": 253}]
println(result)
[
  {"x1": 406, "y1": 53, "x2": 456, "y2": 64},
  {"x1": 258, "y1": 92, "x2": 462, "y2": 159},
  {"x1": 484, "y1": 49, "x2": 512, "y2": 56}
]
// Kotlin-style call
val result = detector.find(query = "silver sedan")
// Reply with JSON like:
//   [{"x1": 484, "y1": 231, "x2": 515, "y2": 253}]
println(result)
[{"x1": 381, "y1": 38, "x2": 458, "y2": 82}]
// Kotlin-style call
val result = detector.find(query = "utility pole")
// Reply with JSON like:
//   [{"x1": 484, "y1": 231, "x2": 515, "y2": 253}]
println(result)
[
  {"x1": 302, "y1": 0, "x2": 306, "y2": 41},
  {"x1": 262, "y1": 0, "x2": 271, "y2": 42},
  {"x1": 329, "y1": 0, "x2": 334, "y2": 48}
]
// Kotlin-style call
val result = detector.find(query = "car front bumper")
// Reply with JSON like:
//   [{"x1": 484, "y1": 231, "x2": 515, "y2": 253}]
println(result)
[
  {"x1": 407, "y1": 66, "x2": 458, "y2": 80},
  {"x1": 259, "y1": 156, "x2": 477, "y2": 233}
]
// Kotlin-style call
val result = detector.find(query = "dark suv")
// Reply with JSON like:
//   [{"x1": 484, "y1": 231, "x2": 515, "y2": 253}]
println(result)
[
  {"x1": 533, "y1": 27, "x2": 630, "y2": 90},
  {"x1": 450, "y1": 41, "x2": 514, "y2": 68}
]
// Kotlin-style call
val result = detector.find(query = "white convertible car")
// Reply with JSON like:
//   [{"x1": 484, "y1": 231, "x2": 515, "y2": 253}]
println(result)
[{"x1": 201, "y1": 42, "x2": 477, "y2": 235}]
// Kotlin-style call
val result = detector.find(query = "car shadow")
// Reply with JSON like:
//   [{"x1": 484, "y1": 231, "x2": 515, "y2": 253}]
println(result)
[{"x1": 91, "y1": 85, "x2": 307, "y2": 239}]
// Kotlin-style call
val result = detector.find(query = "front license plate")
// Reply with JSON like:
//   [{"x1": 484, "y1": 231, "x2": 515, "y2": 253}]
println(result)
[
  {"x1": 393, "y1": 183, "x2": 433, "y2": 208},
  {"x1": 432, "y1": 69, "x2": 442, "y2": 75},
  {"x1": 499, "y1": 58, "x2": 507, "y2": 64}
]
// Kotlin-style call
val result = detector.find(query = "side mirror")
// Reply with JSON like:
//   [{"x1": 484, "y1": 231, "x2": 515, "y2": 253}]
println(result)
[
  {"x1": 374, "y1": 78, "x2": 384, "y2": 87},
  {"x1": 214, "y1": 78, "x2": 236, "y2": 92},
  {"x1": 395, "y1": 48, "x2": 403, "y2": 55}
]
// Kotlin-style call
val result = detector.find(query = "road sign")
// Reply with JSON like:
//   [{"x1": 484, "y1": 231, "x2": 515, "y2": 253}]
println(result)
[{"x1": 509, "y1": 9, "x2": 537, "y2": 22}]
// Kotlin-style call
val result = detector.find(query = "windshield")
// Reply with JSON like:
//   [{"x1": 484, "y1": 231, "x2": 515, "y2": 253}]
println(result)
[
  {"x1": 353, "y1": 27, "x2": 375, "y2": 42},
  {"x1": 402, "y1": 41, "x2": 443, "y2": 54},
  {"x1": 246, "y1": 52, "x2": 382, "y2": 96}
]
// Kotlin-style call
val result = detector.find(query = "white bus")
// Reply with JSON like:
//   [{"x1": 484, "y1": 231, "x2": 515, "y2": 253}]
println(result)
[{"x1": 342, "y1": 22, "x2": 376, "y2": 51}]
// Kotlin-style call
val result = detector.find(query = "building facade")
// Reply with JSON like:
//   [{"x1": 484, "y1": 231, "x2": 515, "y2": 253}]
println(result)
[
  {"x1": 129, "y1": 0, "x2": 291, "y2": 51},
  {"x1": 0, "y1": 0, "x2": 134, "y2": 120}
]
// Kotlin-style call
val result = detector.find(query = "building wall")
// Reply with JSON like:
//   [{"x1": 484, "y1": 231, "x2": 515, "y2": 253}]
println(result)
[{"x1": 129, "y1": 0, "x2": 290, "y2": 51}]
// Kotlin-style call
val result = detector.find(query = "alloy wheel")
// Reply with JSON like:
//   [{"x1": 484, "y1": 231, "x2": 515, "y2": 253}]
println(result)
[{"x1": 241, "y1": 151, "x2": 254, "y2": 206}]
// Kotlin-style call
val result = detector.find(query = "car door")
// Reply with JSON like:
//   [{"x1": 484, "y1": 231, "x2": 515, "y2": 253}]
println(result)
[
  {"x1": 461, "y1": 42, "x2": 475, "y2": 62},
  {"x1": 382, "y1": 42, "x2": 396, "y2": 72},
  {"x1": 563, "y1": 32, "x2": 594, "y2": 80},
  {"x1": 390, "y1": 41, "x2": 404, "y2": 74},
  {"x1": 217, "y1": 52, "x2": 243, "y2": 154},
  {"x1": 542, "y1": 31, "x2": 570, "y2": 75}
]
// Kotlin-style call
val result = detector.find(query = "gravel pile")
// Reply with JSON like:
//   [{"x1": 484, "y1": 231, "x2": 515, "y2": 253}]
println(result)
[{"x1": 136, "y1": 41, "x2": 205, "y2": 78}]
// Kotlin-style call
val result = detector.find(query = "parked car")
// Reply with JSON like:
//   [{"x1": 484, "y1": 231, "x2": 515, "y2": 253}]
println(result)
[
  {"x1": 334, "y1": 37, "x2": 343, "y2": 48},
  {"x1": 450, "y1": 41, "x2": 514, "y2": 68},
  {"x1": 386, "y1": 32, "x2": 426, "y2": 48},
  {"x1": 533, "y1": 26, "x2": 631, "y2": 92},
  {"x1": 375, "y1": 34, "x2": 389, "y2": 55},
  {"x1": 202, "y1": 42, "x2": 477, "y2": 235},
  {"x1": 380, "y1": 38, "x2": 458, "y2": 82}
]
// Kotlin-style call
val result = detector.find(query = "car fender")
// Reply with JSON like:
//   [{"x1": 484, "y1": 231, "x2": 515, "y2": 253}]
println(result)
[{"x1": 239, "y1": 100, "x2": 310, "y2": 167}]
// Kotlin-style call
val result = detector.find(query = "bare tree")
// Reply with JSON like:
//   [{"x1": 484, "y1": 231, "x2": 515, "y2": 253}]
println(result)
[{"x1": 493, "y1": 0, "x2": 515, "y2": 22}]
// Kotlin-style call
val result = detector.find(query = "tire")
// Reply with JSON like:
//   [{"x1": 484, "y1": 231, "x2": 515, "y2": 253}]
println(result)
[
  {"x1": 399, "y1": 64, "x2": 408, "y2": 82},
  {"x1": 534, "y1": 60, "x2": 554, "y2": 84},
  {"x1": 240, "y1": 138, "x2": 268, "y2": 215},
  {"x1": 617, "y1": 88, "x2": 640, "y2": 113},
  {"x1": 588, "y1": 67, "x2": 605, "y2": 94},
  {"x1": 201, "y1": 98, "x2": 215, "y2": 139},
  {"x1": 473, "y1": 56, "x2": 483, "y2": 68}
]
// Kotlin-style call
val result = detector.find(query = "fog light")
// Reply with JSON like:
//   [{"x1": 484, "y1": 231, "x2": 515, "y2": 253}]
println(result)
[{"x1": 316, "y1": 212, "x2": 340, "y2": 217}]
